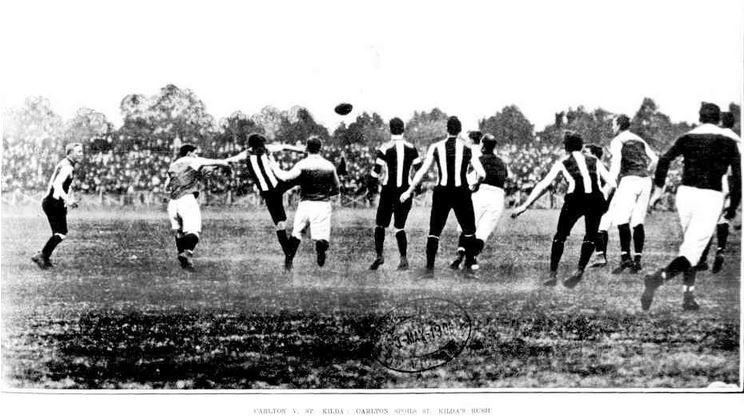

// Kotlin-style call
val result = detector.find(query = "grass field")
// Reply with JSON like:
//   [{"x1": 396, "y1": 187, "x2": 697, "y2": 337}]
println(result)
[{"x1": 1, "y1": 204, "x2": 740, "y2": 389}]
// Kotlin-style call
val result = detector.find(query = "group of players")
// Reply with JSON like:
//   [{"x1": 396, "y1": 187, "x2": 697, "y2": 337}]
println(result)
[{"x1": 32, "y1": 102, "x2": 741, "y2": 312}]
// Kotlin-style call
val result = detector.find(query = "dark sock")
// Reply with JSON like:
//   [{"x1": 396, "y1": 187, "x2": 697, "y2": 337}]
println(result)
[
  {"x1": 664, "y1": 256, "x2": 691, "y2": 279},
  {"x1": 716, "y1": 223, "x2": 729, "y2": 251},
  {"x1": 550, "y1": 239, "x2": 565, "y2": 272},
  {"x1": 463, "y1": 235, "x2": 477, "y2": 266},
  {"x1": 41, "y1": 235, "x2": 63, "y2": 259},
  {"x1": 457, "y1": 233, "x2": 466, "y2": 251},
  {"x1": 683, "y1": 268, "x2": 696, "y2": 287},
  {"x1": 595, "y1": 230, "x2": 608, "y2": 255},
  {"x1": 175, "y1": 236, "x2": 184, "y2": 253},
  {"x1": 288, "y1": 236, "x2": 301, "y2": 256},
  {"x1": 425, "y1": 236, "x2": 439, "y2": 269},
  {"x1": 618, "y1": 223, "x2": 631, "y2": 257},
  {"x1": 316, "y1": 240, "x2": 329, "y2": 254},
  {"x1": 395, "y1": 230, "x2": 407, "y2": 258},
  {"x1": 578, "y1": 240, "x2": 595, "y2": 270},
  {"x1": 632, "y1": 224, "x2": 645, "y2": 254},
  {"x1": 473, "y1": 239, "x2": 485, "y2": 257},
  {"x1": 182, "y1": 233, "x2": 199, "y2": 251},
  {"x1": 374, "y1": 226, "x2": 385, "y2": 257},
  {"x1": 276, "y1": 229, "x2": 289, "y2": 252}
]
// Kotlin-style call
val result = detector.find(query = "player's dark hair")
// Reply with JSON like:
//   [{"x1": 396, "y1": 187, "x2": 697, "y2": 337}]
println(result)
[
  {"x1": 481, "y1": 134, "x2": 497, "y2": 153},
  {"x1": 446, "y1": 116, "x2": 462, "y2": 135},
  {"x1": 247, "y1": 133, "x2": 267, "y2": 150},
  {"x1": 179, "y1": 144, "x2": 197, "y2": 157},
  {"x1": 721, "y1": 111, "x2": 735, "y2": 129},
  {"x1": 615, "y1": 114, "x2": 631, "y2": 131},
  {"x1": 563, "y1": 131, "x2": 583, "y2": 152},
  {"x1": 306, "y1": 136, "x2": 322, "y2": 154},
  {"x1": 389, "y1": 117, "x2": 405, "y2": 135},
  {"x1": 586, "y1": 144, "x2": 603, "y2": 159},
  {"x1": 468, "y1": 131, "x2": 483, "y2": 145},
  {"x1": 699, "y1": 102, "x2": 721, "y2": 124}
]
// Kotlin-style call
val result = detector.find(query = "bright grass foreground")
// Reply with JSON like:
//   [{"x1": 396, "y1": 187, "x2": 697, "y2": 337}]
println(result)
[{"x1": 1, "y1": 205, "x2": 740, "y2": 389}]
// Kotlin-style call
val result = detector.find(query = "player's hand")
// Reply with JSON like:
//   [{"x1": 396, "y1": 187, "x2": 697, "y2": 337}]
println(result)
[
  {"x1": 724, "y1": 207, "x2": 737, "y2": 221},
  {"x1": 400, "y1": 190, "x2": 412, "y2": 203},
  {"x1": 649, "y1": 186, "x2": 663, "y2": 210},
  {"x1": 511, "y1": 206, "x2": 526, "y2": 219},
  {"x1": 469, "y1": 183, "x2": 480, "y2": 193}
]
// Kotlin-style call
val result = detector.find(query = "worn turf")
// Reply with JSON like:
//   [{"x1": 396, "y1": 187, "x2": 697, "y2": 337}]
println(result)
[{"x1": 1, "y1": 205, "x2": 740, "y2": 388}]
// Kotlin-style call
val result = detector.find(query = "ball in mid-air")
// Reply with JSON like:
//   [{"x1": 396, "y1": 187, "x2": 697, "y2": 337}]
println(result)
[{"x1": 334, "y1": 103, "x2": 353, "y2": 116}]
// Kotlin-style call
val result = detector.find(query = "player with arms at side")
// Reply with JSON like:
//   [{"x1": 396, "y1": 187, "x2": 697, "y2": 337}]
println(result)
[
  {"x1": 32, "y1": 143, "x2": 84, "y2": 269},
  {"x1": 368, "y1": 117, "x2": 422, "y2": 271},
  {"x1": 225, "y1": 133, "x2": 305, "y2": 261},
  {"x1": 643, "y1": 103, "x2": 741, "y2": 311},
  {"x1": 512, "y1": 131, "x2": 615, "y2": 288},
  {"x1": 165, "y1": 144, "x2": 230, "y2": 270}
]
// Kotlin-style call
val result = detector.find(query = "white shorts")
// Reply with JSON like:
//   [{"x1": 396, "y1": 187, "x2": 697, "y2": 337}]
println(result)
[
  {"x1": 610, "y1": 176, "x2": 652, "y2": 227},
  {"x1": 293, "y1": 200, "x2": 332, "y2": 241},
  {"x1": 676, "y1": 186, "x2": 724, "y2": 264},
  {"x1": 472, "y1": 185, "x2": 505, "y2": 241},
  {"x1": 167, "y1": 194, "x2": 202, "y2": 234}
]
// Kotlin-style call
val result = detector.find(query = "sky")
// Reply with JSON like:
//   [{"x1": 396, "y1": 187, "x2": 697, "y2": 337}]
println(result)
[{"x1": 0, "y1": 0, "x2": 743, "y2": 131}]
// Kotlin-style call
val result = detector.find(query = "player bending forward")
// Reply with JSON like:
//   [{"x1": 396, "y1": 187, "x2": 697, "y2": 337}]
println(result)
[
  {"x1": 275, "y1": 136, "x2": 340, "y2": 270},
  {"x1": 32, "y1": 143, "x2": 84, "y2": 269},
  {"x1": 166, "y1": 144, "x2": 230, "y2": 270},
  {"x1": 642, "y1": 103, "x2": 741, "y2": 311},
  {"x1": 512, "y1": 131, "x2": 615, "y2": 288},
  {"x1": 368, "y1": 117, "x2": 422, "y2": 271}
]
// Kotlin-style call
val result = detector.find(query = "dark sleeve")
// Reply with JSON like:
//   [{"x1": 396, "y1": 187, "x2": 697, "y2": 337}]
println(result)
[
  {"x1": 727, "y1": 144, "x2": 741, "y2": 218},
  {"x1": 410, "y1": 147, "x2": 423, "y2": 173},
  {"x1": 654, "y1": 137, "x2": 685, "y2": 187}
]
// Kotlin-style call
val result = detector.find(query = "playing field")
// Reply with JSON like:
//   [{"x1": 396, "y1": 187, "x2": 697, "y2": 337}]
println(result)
[{"x1": 1, "y1": 205, "x2": 740, "y2": 389}]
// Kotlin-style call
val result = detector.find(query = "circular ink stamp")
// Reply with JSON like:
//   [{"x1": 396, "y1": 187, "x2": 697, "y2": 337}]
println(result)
[{"x1": 372, "y1": 297, "x2": 472, "y2": 373}]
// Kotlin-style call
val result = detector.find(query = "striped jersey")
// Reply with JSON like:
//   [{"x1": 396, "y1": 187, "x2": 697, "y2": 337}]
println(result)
[
  {"x1": 609, "y1": 130, "x2": 656, "y2": 179},
  {"x1": 371, "y1": 135, "x2": 422, "y2": 189},
  {"x1": 280, "y1": 154, "x2": 340, "y2": 201},
  {"x1": 655, "y1": 124, "x2": 741, "y2": 211},
  {"x1": 46, "y1": 157, "x2": 75, "y2": 200},
  {"x1": 167, "y1": 156, "x2": 213, "y2": 200},
  {"x1": 554, "y1": 151, "x2": 603, "y2": 195},
  {"x1": 426, "y1": 136, "x2": 484, "y2": 188},
  {"x1": 244, "y1": 151, "x2": 281, "y2": 193}
]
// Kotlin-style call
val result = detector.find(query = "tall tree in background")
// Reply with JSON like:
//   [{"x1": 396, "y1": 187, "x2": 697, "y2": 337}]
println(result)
[
  {"x1": 251, "y1": 106, "x2": 285, "y2": 140},
  {"x1": 149, "y1": 84, "x2": 216, "y2": 150},
  {"x1": 213, "y1": 111, "x2": 264, "y2": 153},
  {"x1": 3, "y1": 96, "x2": 63, "y2": 149},
  {"x1": 537, "y1": 106, "x2": 613, "y2": 148},
  {"x1": 630, "y1": 97, "x2": 679, "y2": 150},
  {"x1": 479, "y1": 105, "x2": 535, "y2": 146},
  {"x1": 62, "y1": 108, "x2": 113, "y2": 152},
  {"x1": 333, "y1": 112, "x2": 388, "y2": 146},
  {"x1": 405, "y1": 108, "x2": 448, "y2": 146},
  {"x1": 274, "y1": 107, "x2": 329, "y2": 145}
]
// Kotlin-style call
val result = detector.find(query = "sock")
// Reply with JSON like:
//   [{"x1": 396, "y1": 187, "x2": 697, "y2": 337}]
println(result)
[
  {"x1": 664, "y1": 256, "x2": 691, "y2": 279},
  {"x1": 316, "y1": 239, "x2": 329, "y2": 254},
  {"x1": 473, "y1": 238, "x2": 485, "y2": 257},
  {"x1": 276, "y1": 229, "x2": 289, "y2": 253},
  {"x1": 578, "y1": 240, "x2": 595, "y2": 270},
  {"x1": 716, "y1": 223, "x2": 729, "y2": 251},
  {"x1": 595, "y1": 230, "x2": 608, "y2": 256},
  {"x1": 425, "y1": 236, "x2": 439, "y2": 269},
  {"x1": 550, "y1": 239, "x2": 565, "y2": 272},
  {"x1": 463, "y1": 235, "x2": 477, "y2": 266},
  {"x1": 632, "y1": 224, "x2": 645, "y2": 254},
  {"x1": 288, "y1": 236, "x2": 301, "y2": 256},
  {"x1": 41, "y1": 235, "x2": 63, "y2": 259},
  {"x1": 457, "y1": 233, "x2": 466, "y2": 252},
  {"x1": 182, "y1": 233, "x2": 199, "y2": 252},
  {"x1": 374, "y1": 226, "x2": 385, "y2": 257},
  {"x1": 395, "y1": 230, "x2": 407, "y2": 258},
  {"x1": 175, "y1": 236, "x2": 184, "y2": 253},
  {"x1": 618, "y1": 223, "x2": 631, "y2": 258},
  {"x1": 682, "y1": 268, "x2": 696, "y2": 288}
]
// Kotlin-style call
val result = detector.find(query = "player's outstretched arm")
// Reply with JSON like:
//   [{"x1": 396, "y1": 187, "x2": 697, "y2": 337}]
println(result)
[
  {"x1": 225, "y1": 150, "x2": 248, "y2": 164},
  {"x1": 400, "y1": 145, "x2": 435, "y2": 203},
  {"x1": 596, "y1": 159, "x2": 616, "y2": 195},
  {"x1": 267, "y1": 143, "x2": 305, "y2": 154},
  {"x1": 196, "y1": 157, "x2": 230, "y2": 169},
  {"x1": 511, "y1": 161, "x2": 561, "y2": 218}
]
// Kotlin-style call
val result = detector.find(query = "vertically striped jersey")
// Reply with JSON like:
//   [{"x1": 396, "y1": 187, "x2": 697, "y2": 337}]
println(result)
[
  {"x1": 245, "y1": 151, "x2": 281, "y2": 193},
  {"x1": 371, "y1": 135, "x2": 422, "y2": 189},
  {"x1": 556, "y1": 152, "x2": 602, "y2": 195},
  {"x1": 426, "y1": 136, "x2": 482, "y2": 188},
  {"x1": 46, "y1": 157, "x2": 75, "y2": 200}
]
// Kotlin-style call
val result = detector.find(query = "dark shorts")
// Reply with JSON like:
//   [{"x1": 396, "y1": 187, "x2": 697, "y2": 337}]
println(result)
[
  {"x1": 376, "y1": 187, "x2": 413, "y2": 229},
  {"x1": 42, "y1": 196, "x2": 68, "y2": 235},
  {"x1": 429, "y1": 186, "x2": 476, "y2": 237},
  {"x1": 555, "y1": 192, "x2": 606, "y2": 241},
  {"x1": 262, "y1": 190, "x2": 287, "y2": 225}
]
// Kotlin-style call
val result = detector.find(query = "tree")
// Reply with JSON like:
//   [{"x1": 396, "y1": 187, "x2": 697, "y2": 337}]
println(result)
[
  {"x1": 274, "y1": 107, "x2": 329, "y2": 145},
  {"x1": 149, "y1": 84, "x2": 216, "y2": 149},
  {"x1": 213, "y1": 111, "x2": 264, "y2": 153},
  {"x1": 3, "y1": 96, "x2": 63, "y2": 149},
  {"x1": 630, "y1": 97, "x2": 677, "y2": 150},
  {"x1": 537, "y1": 105, "x2": 613, "y2": 147},
  {"x1": 62, "y1": 108, "x2": 113, "y2": 151},
  {"x1": 251, "y1": 106, "x2": 285, "y2": 140},
  {"x1": 479, "y1": 105, "x2": 535, "y2": 146},
  {"x1": 405, "y1": 108, "x2": 449, "y2": 146},
  {"x1": 334, "y1": 112, "x2": 388, "y2": 146}
]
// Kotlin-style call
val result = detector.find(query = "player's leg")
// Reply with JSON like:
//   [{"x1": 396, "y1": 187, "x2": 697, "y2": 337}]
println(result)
[
  {"x1": 711, "y1": 199, "x2": 731, "y2": 273},
  {"x1": 392, "y1": 192, "x2": 413, "y2": 270},
  {"x1": 628, "y1": 177, "x2": 652, "y2": 273},
  {"x1": 370, "y1": 190, "x2": 393, "y2": 270},
  {"x1": 472, "y1": 187, "x2": 505, "y2": 269},
  {"x1": 591, "y1": 192, "x2": 615, "y2": 268},
  {"x1": 286, "y1": 201, "x2": 310, "y2": 270},
  {"x1": 453, "y1": 189, "x2": 479, "y2": 275},
  {"x1": 264, "y1": 191, "x2": 290, "y2": 255},
  {"x1": 34, "y1": 197, "x2": 68, "y2": 269},
  {"x1": 452, "y1": 191, "x2": 479, "y2": 270},
  {"x1": 178, "y1": 195, "x2": 203, "y2": 270},
  {"x1": 308, "y1": 201, "x2": 332, "y2": 267},
  {"x1": 166, "y1": 199, "x2": 187, "y2": 267},
  {"x1": 564, "y1": 195, "x2": 604, "y2": 289},
  {"x1": 426, "y1": 188, "x2": 451, "y2": 274},
  {"x1": 610, "y1": 178, "x2": 637, "y2": 274},
  {"x1": 547, "y1": 198, "x2": 582, "y2": 286}
]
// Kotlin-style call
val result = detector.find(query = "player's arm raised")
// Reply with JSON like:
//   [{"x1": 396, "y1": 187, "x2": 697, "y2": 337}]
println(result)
[
  {"x1": 400, "y1": 145, "x2": 436, "y2": 202},
  {"x1": 511, "y1": 161, "x2": 562, "y2": 218}
]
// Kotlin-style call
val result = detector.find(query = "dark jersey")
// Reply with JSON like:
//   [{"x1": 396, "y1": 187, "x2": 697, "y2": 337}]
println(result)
[
  {"x1": 610, "y1": 131, "x2": 655, "y2": 179},
  {"x1": 480, "y1": 153, "x2": 508, "y2": 189},
  {"x1": 427, "y1": 136, "x2": 474, "y2": 188},
  {"x1": 284, "y1": 154, "x2": 340, "y2": 201},
  {"x1": 371, "y1": 137, "x2": 422, "y2": 189},
  {"x1": 655, "y1": 123, "x2": 741, "y2": 211}
]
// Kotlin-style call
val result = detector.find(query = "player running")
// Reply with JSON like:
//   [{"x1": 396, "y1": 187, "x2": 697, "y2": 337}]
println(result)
[
  {"x1": 368, "y1": 117, "x2": 422, "y2": 271},
  {"x1": 642, "y1": 103, "x2": 741, "y2": 311},
  {"x1": 512, "y1": 131, "x2": 615, "y2": 288},
  {"x1": 165, "y1": 144, "x2": 230, "y2": 270},
  {"x1": 275, "y1": 136, "x2": 341, "y2": 271},
  {"x1": 32, "y1": 143, "x2": 84, "y2": 269},
  {"x1": 400, "y1": 116, "x2": 486, "y2": 278},
  {"x1": 583, "y1": 144, "x2": 613, "y2": 268},
  {"x1": 225, "y1": 133, "x2": 305, "y2": 260}
]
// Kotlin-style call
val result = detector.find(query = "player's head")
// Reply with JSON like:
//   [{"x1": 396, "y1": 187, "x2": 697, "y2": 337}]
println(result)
[
  {"x1": 306, "y1": 136, "x2": 323, "y2": 154},
  {"x1": 585, "y1": 144, "x2": 603, "y2": 159},
  {"x1": 721, "y1": 111, "x2": 735, "y2": 129},
  {"x1": 481, "y1": 134, "x2": 497, "y2": 154},
  {"x1": 179, "y1": 144, "x2": 198, "y2": 157},
  {"x1": 247, "y1": 133, "x2": 267, "y2": 152},
  {"x1": 468, "y1": 130, "x2": 483, "y2": 145},
  {"x1": 699, "y1": 102, "x2": 721, "y2": 124},
  {"x1": 447, "y1": 116, "x2": 462, "y2": 136},
  {"x1": 613, "y1": 114, "x2": 630, "y2": 134},
  {"x1": 65, "y1": 142, "x2": 84, "y2": 162},
  {"x1": 563, "y1": 131, "x2": 583, "y2": 152},
  {"x1": 389, "y1": 117, "x2": 405, "y2": 135}
]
